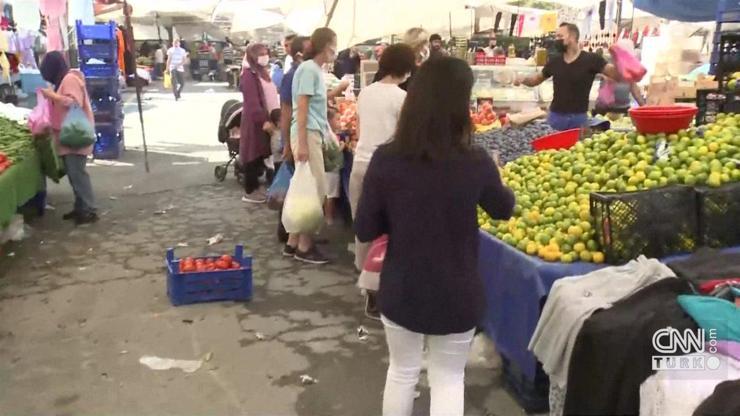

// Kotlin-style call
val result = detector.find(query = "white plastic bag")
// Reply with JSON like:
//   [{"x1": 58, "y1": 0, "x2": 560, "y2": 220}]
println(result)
[{"x1": 281, "y1": 162, "x2": 323, "y2": 234}]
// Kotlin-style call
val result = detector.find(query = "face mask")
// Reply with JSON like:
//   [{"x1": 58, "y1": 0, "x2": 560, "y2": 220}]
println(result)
[
  {"x1": 555, "y1": 39, "x2": 567, "y2": 53},
  {"x1": 257, "y1": 55, "x2": 270, "y2": 67}
]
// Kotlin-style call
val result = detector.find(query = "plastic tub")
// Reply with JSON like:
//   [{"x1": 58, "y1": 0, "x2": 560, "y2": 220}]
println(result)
[
  {"x1": 628, "y1": 105, "x2": 698, "y2": 134},
  {"x1": 532, "y1": 128, "x2": 580, "y2": 151}
]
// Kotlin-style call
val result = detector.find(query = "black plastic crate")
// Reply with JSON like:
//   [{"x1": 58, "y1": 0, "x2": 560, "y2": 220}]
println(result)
[
  {"x1": 501, "y1": 356, "x2": 549, "y2": 413},
  {"x1": 590, "y1": 186, "x2": 699, "y2": 265},
  {"x1": 697, "y1": 182, "x2": 740, "y2": 248},
  {"x1": 696, "y1": 89, "x2": 732, "y2": 125}
]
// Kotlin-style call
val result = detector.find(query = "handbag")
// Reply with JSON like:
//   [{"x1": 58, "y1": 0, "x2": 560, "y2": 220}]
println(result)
[
  {"x1": 60, "y1": 105, "x2": 96, "y2": 148},
  {"x1": 357, "y1": 235, "x2": 389, "y2": 292}
]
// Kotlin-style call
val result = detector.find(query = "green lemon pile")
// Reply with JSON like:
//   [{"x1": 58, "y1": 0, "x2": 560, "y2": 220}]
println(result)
[{"x1": 479, "y1": 113, "x2": 740, "y2": 263}]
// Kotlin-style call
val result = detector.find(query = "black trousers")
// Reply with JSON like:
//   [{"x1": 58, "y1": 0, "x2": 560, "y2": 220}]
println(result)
[{"x1": 242, "y1": 157, "x2": 265, "y2": 194}]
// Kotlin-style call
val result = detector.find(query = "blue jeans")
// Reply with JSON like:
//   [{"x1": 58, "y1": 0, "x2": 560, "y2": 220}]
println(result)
[
  {"x1": 63, "y1": 154, "x2": 96, "y2": 215},
  {"x1": 547, "y1": 111, "x2": 588, "y2": 131}
]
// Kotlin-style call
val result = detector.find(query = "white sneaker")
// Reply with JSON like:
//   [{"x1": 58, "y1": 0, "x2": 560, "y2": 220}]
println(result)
[{"x1": 242, "y1": 191, "x2": 266, "y2": 204}]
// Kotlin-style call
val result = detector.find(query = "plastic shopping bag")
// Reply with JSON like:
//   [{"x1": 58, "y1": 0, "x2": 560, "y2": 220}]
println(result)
[
  {"x1": 60, "y1": 106, "x2": 96, "y2": 148},
  {"x1": 281, "y1": 162, "x2": 324, "y2": 234},
  {"x1": 323, "y1": 136, "x2": 344, "y2": 172},
  {"x1": 357, "y1": 235, "x2": 388, "y2": 292},
  {"x1": 267, "y1": 162, "x2": 294, "y2": 211},
  {"x1": 164, "y1": 71, "x2": 172, "y2": 89},
  {"x1": 596, "y1": 80, "x2": 616, "y2": 108},
  {"x1": 609, "y1": 41, "x2": 647, "y2": 83},
  {"x1": 28, "y1": 90, "x2": 51, "y2": 136}
]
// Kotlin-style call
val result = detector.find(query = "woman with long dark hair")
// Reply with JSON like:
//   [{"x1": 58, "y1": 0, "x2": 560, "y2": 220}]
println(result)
[
  {"x1": 240, "y1": 43, "x2": 280, "y2": 203},
  {"x1": 354, "y1": 57, "x2": 515, "y2": 416},
  {"x1": 39, "y1": 51, "x2": 98, "y2": 225}
]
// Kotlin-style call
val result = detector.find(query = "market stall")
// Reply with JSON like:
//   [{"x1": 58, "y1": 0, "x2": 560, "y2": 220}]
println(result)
[{"x1": 0, "y1": 114, "x2": 62, "y2": 236}]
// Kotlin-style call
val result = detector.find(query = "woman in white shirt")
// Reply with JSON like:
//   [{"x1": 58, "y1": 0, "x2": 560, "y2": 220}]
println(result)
[{"x1": 350, "y1": 44, "x2": 416, "y2": 271}]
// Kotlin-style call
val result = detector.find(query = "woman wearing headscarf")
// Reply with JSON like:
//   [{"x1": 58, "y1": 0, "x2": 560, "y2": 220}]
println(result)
[
  {"x1": 39, "y1": 51, "x2": 98, "y2": 225},
  {"x1": 240, "y1": 43, "x2": 280, "y2": 203}
]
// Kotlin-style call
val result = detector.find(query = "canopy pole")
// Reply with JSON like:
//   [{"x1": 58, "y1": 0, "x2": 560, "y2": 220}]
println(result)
[
  {"x1": 124, "y1": 0, "x2": 150, "y2": 173},
  {"x1": 325, "y1": 0, "x2": 340, "y2": 27}
]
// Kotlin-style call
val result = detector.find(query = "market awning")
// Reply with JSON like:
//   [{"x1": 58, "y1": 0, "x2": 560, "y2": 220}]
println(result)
[{"x1": 633, "y1": 0, "x2": 720, "y2": 22}]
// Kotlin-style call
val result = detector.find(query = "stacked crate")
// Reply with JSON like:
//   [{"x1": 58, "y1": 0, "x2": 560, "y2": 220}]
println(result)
[{"x1": 76, "y1": 20, "x2": 124, "y2": 159}]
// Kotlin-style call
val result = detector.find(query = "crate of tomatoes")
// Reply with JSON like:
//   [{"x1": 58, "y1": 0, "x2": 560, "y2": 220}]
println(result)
[{"x1": 166, "y1": 244, "x2": 253, "y2": 306}]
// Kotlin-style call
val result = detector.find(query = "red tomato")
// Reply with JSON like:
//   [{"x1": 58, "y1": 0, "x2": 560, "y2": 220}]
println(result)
[
  {"x1": 205, "y1": 264, "x2": 215, "y2": 271},
  {"x1": 182, "y1": 262, "x2": 196, "y2": 273},
  {"x1": 205, "y1": 258, "x2": 215, "y2": 265},
  {"x1": 215, "y1": 260, "x2": 228, "y2": 270},
  {"x1": 231, "y1": 261, "x2": 241, "y2": 269},
  {"x1": 184, "y1": 257, "x2": 194, "y2": 263},
  {"x1": 220, "y1": 254, "x2": 233, "y2": 264},
  {"x1": 196, "y1": 263, "x2": 206, "y2": 272}
]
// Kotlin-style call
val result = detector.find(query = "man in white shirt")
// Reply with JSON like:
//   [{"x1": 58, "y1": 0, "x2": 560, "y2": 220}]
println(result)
[
  {"x1": 166, "y1": 39, "x2": 188, "y2": 100},
  {"x1": 154, "y1": 44, "x2": 165, "y2": 80},
  {"x1": 483, "y1": 34, "x2": 505, "y2": 57}
]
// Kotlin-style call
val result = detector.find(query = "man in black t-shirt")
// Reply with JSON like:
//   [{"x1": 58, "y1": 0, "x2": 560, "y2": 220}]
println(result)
[{"x1": 517, "y1": 23, "x2": 628, "y2": 131}]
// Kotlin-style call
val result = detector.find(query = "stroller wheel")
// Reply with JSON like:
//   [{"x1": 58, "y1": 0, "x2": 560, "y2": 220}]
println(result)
[{"x1": 214, "y1": 165, "x2": 228, "y2": 182}]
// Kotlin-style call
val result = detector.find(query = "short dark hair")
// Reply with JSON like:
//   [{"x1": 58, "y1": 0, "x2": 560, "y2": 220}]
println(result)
[
  {"x1": 290, "y1": 36, "x2": 310, "y2": 59},
  {"x1": 388, "y1": 57, "x2": 474, "y2": 160},
  {"x1": 270, "y1": 108, "x2": 281, "y2": 125},
  {"x1": 378, "y1": 43, "x2": 416, "y2": 78},
  {"x1": 306, "y1": 27, "x2": 337, "y2": 59},
  {"x1": 284, "y1": 34, "x2": 296, "y2": 42},
  {"x1": 429, "y1": 33, "x2": 442, "y2": 42},
  {"x1": 559, "y1": 22, "x2": 580, "y2": 41}
]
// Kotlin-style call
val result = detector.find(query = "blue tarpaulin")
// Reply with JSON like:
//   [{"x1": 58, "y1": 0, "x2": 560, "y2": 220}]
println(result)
[{"x1": 634, "y1": 0, "x2": 721, "y2": 22}]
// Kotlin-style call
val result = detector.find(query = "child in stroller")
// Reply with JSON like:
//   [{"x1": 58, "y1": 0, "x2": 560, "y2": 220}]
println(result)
[
  {"x1": 215, "y1": 99, "x2": 243, "y2": 181},
  {"x1": 215, "y1": 100, "x2": 283, "y2": 184}
]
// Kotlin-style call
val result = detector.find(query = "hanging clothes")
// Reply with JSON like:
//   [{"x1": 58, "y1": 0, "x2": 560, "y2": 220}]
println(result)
[
  {"x1": 0, "y1": 51, "x2": 10, "y2": 81},
  {"x1": 0, "y1": 30, "x2": 8, "y2": 51},
  {"x1": 45, "y1": 15, "x2": 63, "y2": 51},
  {"x1": 540, "y1": 12, "x2": 557, "y2": 33},
  {"x1": 678, "y1": 295, "x2": 740, "y2": 342},
  {"x1": 67, "y1": 0, "x2": 94, "y2": 26},
  {"x1": 39, "y1": 0, "x2": 65, "y2": 18},
  {"x1": 116, "y1": 27, "x2": 125, "y2": 72},
  {"x1": 11, "y1": 0, "x2": 41, "y2": 31},
  {"x1": 18, "y1": 30, "x2": 36, "y2": 68},
  {"x1": 563, "y1": 278, "x2": 699, "y2": 416},
  {"x1": 529, "y1": 256, "x2": 675, "y2": 387}
]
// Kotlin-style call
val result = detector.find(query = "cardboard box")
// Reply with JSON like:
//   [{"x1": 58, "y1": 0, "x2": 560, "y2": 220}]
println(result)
[{"x1": 696, "y1": 75, "x2": 718, "y2": 90}]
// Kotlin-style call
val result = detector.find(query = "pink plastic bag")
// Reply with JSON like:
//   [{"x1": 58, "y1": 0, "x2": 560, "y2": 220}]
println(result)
[
  {"x1": 28, "y1": 90, "x2": 52, "y2": 136},
  {"x1": 357, "y1": 235, "x2": 388, "y2": 291},
  {"x1": 609, "y1": 42, "x2": 647, "y2": 83},
  {"x1": 597, "y1": 80, "x2": 616, "y2": 107}
]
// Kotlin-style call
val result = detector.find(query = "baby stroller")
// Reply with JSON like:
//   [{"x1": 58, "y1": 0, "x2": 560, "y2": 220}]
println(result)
[{"x1": 215, "y1": 99, "x2": 244, "y2": 182}]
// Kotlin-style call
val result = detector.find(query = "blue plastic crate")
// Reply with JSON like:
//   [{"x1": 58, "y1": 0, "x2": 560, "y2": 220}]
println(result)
[
  {"x1": 93, "y1": 134, "x2": 124, "y2": 159},
  {"x1": 86, "y1": 76, "x2": 120, "y2": 99},
  {"x1": 166, "y1": 245, "x2": 253, "y2": 306},
  {"x1": 76, "y1": 20, "x2": 116, "y2": 41},
  {"x1": 20, "y1": 72, "x2": 48, "y2": 94},
  {"x1": 81, "y1": 63, "x2": 119, "y2": 78},
  {"x1": 91, "y1": 97, "x2": 123, "y2": 122},
  {"x1": 79, "y1": 42, "x2": 118, "y2": 61}
]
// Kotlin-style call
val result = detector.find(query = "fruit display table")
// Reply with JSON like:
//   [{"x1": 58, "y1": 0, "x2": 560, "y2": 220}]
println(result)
[
  {"x1": 478, "y1": 229, "x2": 740, "y2": 382},
  {"x1": 477, "y1": 230, "x2": 603, "y2": 381},
  {"x1": 0, "y1": 149, "x2": 44, "y2": 229}
]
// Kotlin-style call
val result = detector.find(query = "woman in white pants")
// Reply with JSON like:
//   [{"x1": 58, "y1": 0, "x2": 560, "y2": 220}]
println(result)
[{"x1": 354, "y1": 57, "x2": 516, "y2": 416}]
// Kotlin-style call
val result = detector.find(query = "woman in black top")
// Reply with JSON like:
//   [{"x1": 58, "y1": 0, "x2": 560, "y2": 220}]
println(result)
[{"x1": 355, "y1": 57, "x2": 515, "y2": 416}]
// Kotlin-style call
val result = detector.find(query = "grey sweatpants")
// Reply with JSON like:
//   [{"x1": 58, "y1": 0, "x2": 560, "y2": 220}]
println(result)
[
  {"x1": 349, "y1": 160, "x2": 370, "y2": 271},
  {"x1": 63, "y1": 154, "x2": 96, "y2": 215}
]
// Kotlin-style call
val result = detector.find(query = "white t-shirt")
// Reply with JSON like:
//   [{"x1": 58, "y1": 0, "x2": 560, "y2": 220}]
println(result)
[
  {"x1": 167, "y1": 46, "x2": 188, "y2": 72},
  {"x1": 355, "y1": 82, "x2": 406, "y2": 163}
]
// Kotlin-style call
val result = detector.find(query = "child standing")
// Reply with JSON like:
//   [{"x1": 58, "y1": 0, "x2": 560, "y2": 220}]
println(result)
[{"x1": 325, "y1": 108, "x2": 345, "y2": 226}]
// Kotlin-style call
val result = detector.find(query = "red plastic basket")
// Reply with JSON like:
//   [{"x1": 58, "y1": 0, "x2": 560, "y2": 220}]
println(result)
[
  {"x1": 628, "y1": 105, "x2": 698, "y2": 134},
  {"x1": 532, "y1": 128, "x2": 580, "y2": 151}
]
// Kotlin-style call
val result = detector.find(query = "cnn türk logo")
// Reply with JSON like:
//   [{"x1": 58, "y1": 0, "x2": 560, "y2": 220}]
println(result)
[{"x1": 651, "y1": 327, "x2": 721, "y2": 371}]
